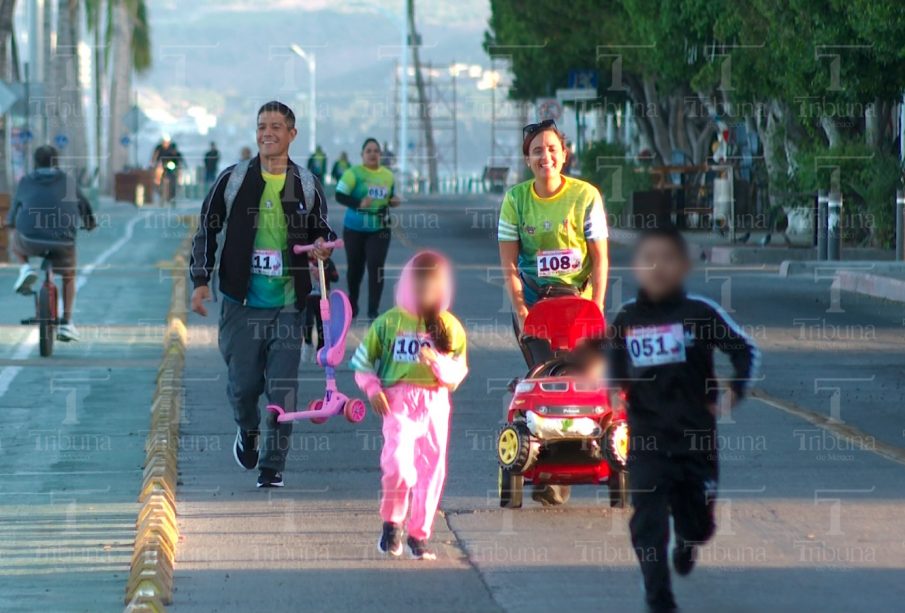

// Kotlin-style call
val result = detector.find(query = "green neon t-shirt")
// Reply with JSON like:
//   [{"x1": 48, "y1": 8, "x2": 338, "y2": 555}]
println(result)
[
  {"x1": 246, "y1": 170, "x2": 296, "y2": 308},
  {"x1": 336, "y1": 164, "x2": 395, "y2": 232}
]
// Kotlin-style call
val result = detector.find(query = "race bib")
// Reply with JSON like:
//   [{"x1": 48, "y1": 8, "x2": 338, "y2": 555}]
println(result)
[
  {"x1": 536, "y1": 248, "x2": 582, "y2": 277},
  {"x1": 392, "y1": 334, "x2": 433, "y2": 362},
  {"x1": 367, "y1": 185, "x2": 389, "y2": 200},
  {"x1": 251, "y1": 249, "x2": 282, "y2": 277},
  {"x1": 627, "y1": 323, "x2": 686, "y2": 367}
]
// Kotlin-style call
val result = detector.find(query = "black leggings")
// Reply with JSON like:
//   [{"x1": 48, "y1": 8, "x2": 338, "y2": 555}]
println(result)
[
  {"x1": 303, "y1": 294, "x2": 324, "y2": 348},
  {"x1": 343, "y1": 227, "x2": 391, "y2": 318}
]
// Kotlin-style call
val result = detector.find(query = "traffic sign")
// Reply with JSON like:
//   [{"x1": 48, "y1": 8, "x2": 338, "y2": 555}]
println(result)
[
  {"x1": 568, "y1": 70, "x2": 598, "y2": 90},
  {"x1": 120, "y1": 135, "x2": 131, "y2": 147},
  {"x1": 556, "y1": 88, "x2": 597, "y2": 103},
  {"x1": 0, "y1": 80, "x2": 20, "y2": 114},
  {"x1": 536, "y1": 98, "x2": 562, "y2": 121},
  {"x1": 54, "y1": 133, "x2": 69, "y2": 149},
  {"x1": 20, "y1": 129, "x2": 33, "y2": 144}
]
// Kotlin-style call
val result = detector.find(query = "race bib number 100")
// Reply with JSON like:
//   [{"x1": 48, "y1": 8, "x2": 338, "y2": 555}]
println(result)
[
  {"x1": 626, "y1": 323, "x2": 686, "y2": 367},
  {"x1": 251, "y1": 249, "x2": 282, "y2": 276},
  {"x1": 392, "y1": 334, "x2": 433, "y2": 362},
  {"x1": 536, "y1": 248, "x2": 582, "y2": 277}
]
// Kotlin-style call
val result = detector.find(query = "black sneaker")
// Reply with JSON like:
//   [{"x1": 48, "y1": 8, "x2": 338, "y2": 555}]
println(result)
[
  {"x1": 672, "y1": 538, "x2": 696, "y2": 576},
  {"x1": 256, "y1": 468, "x2": 284, "y2": 488},
  {"x1": 233, "y1": 428, "x2": 259, "y2": 470},
  {"x1": 377, "y1": 522, "x2": 403, "y2": 557},
  {"x1": 406, "y1": 536, "x2": 437, "y2": 561}
]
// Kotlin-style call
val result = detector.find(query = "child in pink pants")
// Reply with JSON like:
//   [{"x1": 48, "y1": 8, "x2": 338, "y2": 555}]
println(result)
[{"x1": 351, "y1": 250, "x2": 468, "y2": 560}]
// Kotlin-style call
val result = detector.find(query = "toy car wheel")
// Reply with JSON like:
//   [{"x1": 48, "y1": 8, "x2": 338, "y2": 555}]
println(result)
[
  {"x1": 608, "y1": 469, "x2": 630, "y2": 509},
  {"x1": 497, "y1": 422, "x2": 535, "y2": 471},
  {"x1": 344, "y1": 398, "x2": 367, "y2": 423},
  {"x1": 499, "y1": 466, "x2": 523, "y2": 508},
  {"x1": 308, "y1": 399, "x2": 328, "y2": 425}
]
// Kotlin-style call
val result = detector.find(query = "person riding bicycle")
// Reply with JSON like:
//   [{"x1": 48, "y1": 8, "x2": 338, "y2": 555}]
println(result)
[
  {"x1": 151, "y1": 135, "x2": 183, "y2": 202},
  {"x1": 7, "y1": 145, "x2": 97, "y2": 342},
  {"x1": 497, "y1": 119, "x2": 609, "y2": 505}
]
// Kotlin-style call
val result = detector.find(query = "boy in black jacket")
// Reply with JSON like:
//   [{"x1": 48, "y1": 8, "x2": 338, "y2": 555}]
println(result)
[{"x1": 610, "y1": 225, "x2": 759, "y2": 613}]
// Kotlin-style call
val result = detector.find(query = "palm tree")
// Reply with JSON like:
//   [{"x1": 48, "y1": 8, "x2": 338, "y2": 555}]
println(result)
[
  {"x1": 0, "y1": 0, "x2": 16, "y2": 194},
  {"x1": 104, "y1": 0, "x2": 151, "y2": 194},
  {"x1": 47, "y1": 0, "x2": 89, "y2": 181}
]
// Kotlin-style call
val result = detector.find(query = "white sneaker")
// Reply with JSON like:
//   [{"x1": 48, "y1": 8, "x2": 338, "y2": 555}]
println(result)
[
  {"x1": 14, "y1": 264, "x2": 38, "y2": 295},
  {"x1": 57, "y1": 323, "x2": 80, "y2": 342}
]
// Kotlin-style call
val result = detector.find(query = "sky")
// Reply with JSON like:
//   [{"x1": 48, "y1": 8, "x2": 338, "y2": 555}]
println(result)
[{"x1": 134, "y1": 0, "x2": 505, "y2": 175}]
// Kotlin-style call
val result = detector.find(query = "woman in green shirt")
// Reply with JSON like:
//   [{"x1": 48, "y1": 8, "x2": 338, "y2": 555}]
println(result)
[{"x1": 335, "y1": 138, "x2": 400, "y2": 319}]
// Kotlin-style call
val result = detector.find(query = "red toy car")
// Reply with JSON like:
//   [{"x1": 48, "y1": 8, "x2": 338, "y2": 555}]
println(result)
[{"x1": 497, "y1": 296, "x2": 629, "y2": 508}]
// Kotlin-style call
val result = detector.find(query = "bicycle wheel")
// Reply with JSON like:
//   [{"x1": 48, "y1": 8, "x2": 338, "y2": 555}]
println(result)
[{"x1": 38, "y1": 284, "x2": 54, "y2": 357}]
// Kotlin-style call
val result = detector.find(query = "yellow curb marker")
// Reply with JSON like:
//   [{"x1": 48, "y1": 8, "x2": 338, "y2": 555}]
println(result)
[
  {"x1": 752, "y1": 389, "x2": 905, "y2": 466},
  {"x1": 124, "y1": 222, "x2": 195, "y2": 611}
]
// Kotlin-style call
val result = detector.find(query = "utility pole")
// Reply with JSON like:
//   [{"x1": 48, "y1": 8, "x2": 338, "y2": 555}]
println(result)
[{"x1": 406, "y1": 0, "x2": 437, "y2": 193}]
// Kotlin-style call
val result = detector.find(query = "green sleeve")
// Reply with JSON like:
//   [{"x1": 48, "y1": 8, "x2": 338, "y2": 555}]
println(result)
[
  {"x1": 336, "y1": 168, "x2": 357, "y2": 195},
  {"x1": 497, "y1": 190, "x2": 519, "y2": 242},
  {"x1": 350, "y1": 320, "x2": 383, "y2": 372}
]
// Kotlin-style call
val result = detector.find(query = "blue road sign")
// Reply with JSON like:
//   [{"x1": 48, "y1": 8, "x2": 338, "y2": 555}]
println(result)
[
  {"x1": 54, "y1": 133, "x2": 69, "y2": 149},
  {"x1": 568, "y1": 70, "x2": 598, "y2": 90},
  {"x1": 120, "y1": 135, "x2": 131, "y2": 147},
  {"x1": 20, "y1": 129, "x2": 33, "y2": 144}
]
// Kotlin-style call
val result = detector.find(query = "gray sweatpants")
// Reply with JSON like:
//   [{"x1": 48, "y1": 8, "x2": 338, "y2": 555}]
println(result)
[{"x1": 218, "y1": 299, "x2": 304, "y2": 471}]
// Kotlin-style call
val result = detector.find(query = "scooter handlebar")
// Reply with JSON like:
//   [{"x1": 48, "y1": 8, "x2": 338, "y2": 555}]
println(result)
[{"x1": 293, "y1": 239, "x2": 344, "y2": 255}]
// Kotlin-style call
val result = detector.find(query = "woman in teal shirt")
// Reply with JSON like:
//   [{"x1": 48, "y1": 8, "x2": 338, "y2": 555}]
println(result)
[{"x1": 335, "y1": 138, "x2": 400, "y2": 319}]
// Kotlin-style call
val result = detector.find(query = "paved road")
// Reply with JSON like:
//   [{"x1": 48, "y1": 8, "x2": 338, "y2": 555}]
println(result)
[
  {"x1": 0, "y1": 202, "x2": 187, "y2": 613},
  {"x1": 173, "y1": 194, "x2": 905, "y2": 613}
]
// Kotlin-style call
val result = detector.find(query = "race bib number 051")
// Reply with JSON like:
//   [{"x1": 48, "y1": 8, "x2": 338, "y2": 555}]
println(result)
[
  {"x1": 251, "y1": 249, "x2": 282, "y2": 277},
  {"x1": 536, "y1": 248, "x2": 582, "y2": 277},
  {"x1": 627, "y1": 323, "x2": 686, "y2": 367},
  {"x1": 392, "y1": 334, "x2": 433, "y2": 362}
]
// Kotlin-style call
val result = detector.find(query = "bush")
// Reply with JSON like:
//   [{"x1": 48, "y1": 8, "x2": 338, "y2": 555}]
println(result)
[
  {"x1": 580, "y1": 140, "x2": 651, "y2": 223},
  {"x1": 791, "y1": 141, "x2": 904, "y2": 247}
]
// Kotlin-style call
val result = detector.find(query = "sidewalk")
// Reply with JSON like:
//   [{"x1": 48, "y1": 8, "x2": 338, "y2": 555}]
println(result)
[{"x1": 608, "y1": 227, "x2": 893, "y2": 265}]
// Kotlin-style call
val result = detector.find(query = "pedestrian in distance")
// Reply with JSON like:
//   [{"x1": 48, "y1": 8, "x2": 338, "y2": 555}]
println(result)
[
  {"x1": 204, "y1": 141, "x2": 220, "y2": 191},
  {"x1": 331, "y1": 151, "x2": 350, "y2": 185},
  {"x1": 608, "y1": 224, "x2": 760, "y2": 613},
  {"x1": 335, "y1": 137, "x2": 400, "y2": 319},
  {"x1": 301, "y1": 252, "x2": 339, "y2": 363},
  {"x1": 350, "y1": 250, "x2": 468, "y2": 560},
  {"x1": 189, "y1": 100, "x2": 335, "y2": 489},
  {"x1": 307, "y1": 144, "x2": 328, "y2": 185}
]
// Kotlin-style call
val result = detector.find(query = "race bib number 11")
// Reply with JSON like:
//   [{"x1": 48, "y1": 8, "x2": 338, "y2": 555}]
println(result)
[
  {"x1": 392, "y1": 334, "x2": 433, "y2": 362},
  {"x1": 251, "y1": 249, "x2": 282, "y2": 277},
  {"x1": 536, "y1": 248, "x2": 582, "y2": 277},
  {"x1": 627, "y1": 323, "x2": 686, "y2": 367}
]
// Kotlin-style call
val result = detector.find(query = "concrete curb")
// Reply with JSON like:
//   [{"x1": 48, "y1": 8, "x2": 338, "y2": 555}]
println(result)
[
  {"x1": 123, "y1": 229, "x2": 193, "y2": 612},
  {"x1": 831, "y1": 269, "x2": 905, "y2": 303}
]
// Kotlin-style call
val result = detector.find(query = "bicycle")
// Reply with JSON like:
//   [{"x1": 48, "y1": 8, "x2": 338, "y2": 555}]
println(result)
[{"x1": 19, "y1": 254, "x2": 60, "y2": 357}]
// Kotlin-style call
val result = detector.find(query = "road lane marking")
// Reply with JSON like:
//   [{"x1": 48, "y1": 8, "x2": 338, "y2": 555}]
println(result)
[
  {"x1": 751, "y1": 389, "x2": 905, "y2": 466},
  {"x1": 0, "y1": 211, "x2": 151, "y2": 399}
]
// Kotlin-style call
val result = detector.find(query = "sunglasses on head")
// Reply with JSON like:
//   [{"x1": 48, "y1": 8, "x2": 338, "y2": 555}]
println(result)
[{"x1": 522, "y1": 119, "x2": 557, "y2": 139}]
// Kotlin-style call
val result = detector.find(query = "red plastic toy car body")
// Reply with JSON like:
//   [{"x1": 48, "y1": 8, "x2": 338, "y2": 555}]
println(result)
[{"x1": 497, "y1": 296, "x2": 629, "y2": 508}]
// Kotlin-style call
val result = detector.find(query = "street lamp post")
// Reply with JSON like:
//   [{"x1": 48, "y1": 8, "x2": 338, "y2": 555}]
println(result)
[{"x1": 290, "y1": 44, "x2": 316, "y2": 154}]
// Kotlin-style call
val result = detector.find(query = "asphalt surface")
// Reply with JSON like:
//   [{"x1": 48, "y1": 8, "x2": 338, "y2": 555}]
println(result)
[
  {"x1": 1, "y1": 193, "x2": 903, "y2": 612},
  {"x1": 0, "y1": 202, "x2": 185, "y2": 612},
  {"x1": 170, "y1": 194, "x2": 905, "y2": 613}
]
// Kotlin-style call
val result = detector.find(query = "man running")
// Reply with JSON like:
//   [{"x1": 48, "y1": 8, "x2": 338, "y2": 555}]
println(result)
[
  {"x1": 190, "y1": 101, "x2": 335, "y2": 488},
  {"x1": 7, "y1": 145, "x2": 96, "y2": 342}
]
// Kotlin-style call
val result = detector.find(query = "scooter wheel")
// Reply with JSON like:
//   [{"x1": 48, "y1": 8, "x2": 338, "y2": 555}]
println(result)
[
  {"x1": 344, "y1": 398, "x2": 367, "y2": 423},
  {"x1": 308, "y1": 399, "x2": 328, "y2": 425}
]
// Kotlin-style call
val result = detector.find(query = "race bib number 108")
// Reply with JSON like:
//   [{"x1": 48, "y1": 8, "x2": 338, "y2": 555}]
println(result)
[
  {"x1": 536, "y1": 248, "x2": 582, "y2": 277},
  {"x1": 626, "y1": 323, "x2": 686, "y2": 367},
  {"x1": 392, "y1": 334, "x2": 433, "y2": 362}
]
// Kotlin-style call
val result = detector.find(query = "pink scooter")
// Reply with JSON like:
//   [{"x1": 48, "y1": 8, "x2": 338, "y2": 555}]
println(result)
[{"x1": 266, "y1": 239, "x2": 367, "y2": 425}]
